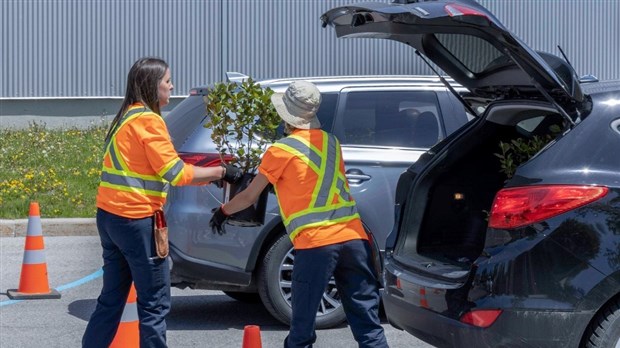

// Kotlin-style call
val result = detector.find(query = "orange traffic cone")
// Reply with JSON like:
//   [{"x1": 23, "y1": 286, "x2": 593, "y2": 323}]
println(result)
[
  {"x1": 110, "y1": 283, "x2": 139, "y2": 348},
  {"x1": 7, "y1": 202, "x2": 61, "y2": 300},
  {"x1": 242, "y1": 325, "x2": 262, "y2": 348}
]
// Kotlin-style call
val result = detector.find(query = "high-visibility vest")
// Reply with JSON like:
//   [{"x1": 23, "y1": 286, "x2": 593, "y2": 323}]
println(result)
[
  {"x1": 271, "y1": 131, "x2": 361, "y2": 241},
  {"x1": 99, "y1": 105, "x2": 185, "y2": 208}
]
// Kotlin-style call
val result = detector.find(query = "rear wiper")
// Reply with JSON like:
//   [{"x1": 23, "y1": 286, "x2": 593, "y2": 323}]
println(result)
[
  {"x1": 415, "y1": 51, "x2": 479, "y2": 118},
  {"x1": 557, "y1": 45, "x2": 599, "y2": 84},
  {"x1": 501, "y1": 48, "x2": 577, "y2": 127}
]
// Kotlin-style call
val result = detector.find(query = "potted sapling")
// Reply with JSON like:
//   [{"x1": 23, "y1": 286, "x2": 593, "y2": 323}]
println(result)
[{"x1": 204, "y1": 77, "x2": 281, "y2": 225}]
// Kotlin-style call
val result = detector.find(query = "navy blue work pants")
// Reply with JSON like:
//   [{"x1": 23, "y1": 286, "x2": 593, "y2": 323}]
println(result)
[
  {"x1": 82, "y1": 208, "x2": 170, "y2": 348},
  {"x1": 284, "y1": 239, "x2": 388, "y2": 348}
]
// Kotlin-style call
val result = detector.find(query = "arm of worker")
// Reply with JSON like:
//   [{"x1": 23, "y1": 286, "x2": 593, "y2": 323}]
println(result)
[
  {"x1": 139, "y1": 115, "x2": 242, "y2": 186},
  {"x1": 188, "y1": 163, "x2": 243, "y2": 185},
  {"x1": 209, "y1": 172, "x2": 270, "y2": 235},
  {"x1": 189, "y1": 165, "x2": 226, "y2": 184},
  {"x1": 222, "y1": 172, "x2": 270, "y2": 214}
]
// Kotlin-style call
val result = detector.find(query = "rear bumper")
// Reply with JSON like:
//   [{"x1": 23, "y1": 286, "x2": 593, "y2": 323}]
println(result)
[
  {"x1": 169, "y1": 243, "x2": 253, "y2": 290},
  {"x1": 383, "y1": 292, "x2": 590, "y2": 348},
  {"x1": 382, "y1": 278, "x2": 591, "y2": 348}
]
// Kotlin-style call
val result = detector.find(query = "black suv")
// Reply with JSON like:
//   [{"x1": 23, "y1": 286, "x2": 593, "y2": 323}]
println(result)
[{"x1": 323, "y1": 1, "x2": 620, "y2": 347}]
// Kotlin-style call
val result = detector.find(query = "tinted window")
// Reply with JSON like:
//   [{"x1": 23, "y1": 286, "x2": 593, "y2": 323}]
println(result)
[
  {"x1": 435, "y1": 34, "x2": 504, "y2": 74},
  {"x1": 516, "y1": 113, "x2": 563, "y2": 137},
  {"x1": 316, "y1": 93, "x2": 338, "y2": 132},
  {"x1": 336, "y1": 91, "x2": 442, "y2": 148}
]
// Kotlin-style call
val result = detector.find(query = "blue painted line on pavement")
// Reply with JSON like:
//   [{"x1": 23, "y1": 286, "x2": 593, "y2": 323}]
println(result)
[
  {"x1": 0, "y1": 268, "x2": 103, "y2": 307},
  {"x1": 0, "y1": 299, "x2": 21, "y2": 307},
  {"x1": 56, "y1": 268, "x2": 103, "y2": 291}
]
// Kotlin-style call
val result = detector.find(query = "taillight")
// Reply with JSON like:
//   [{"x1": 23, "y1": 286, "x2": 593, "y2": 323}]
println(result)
[
  {"x1": 445, "y1": 4, "x2": 488, "y2": 18},
  {"x1": 445, "y1": 3, "x2": 490, "y2": 26},
  {"x1": 489, "y1": 185, "x2": 608, "y2": 229},
  {"x1": 460, "y1": 309, "x2": 502, "y2": 328},
  {"x1": 179, "y1": 152, "x2": 233, "y2": 167}
]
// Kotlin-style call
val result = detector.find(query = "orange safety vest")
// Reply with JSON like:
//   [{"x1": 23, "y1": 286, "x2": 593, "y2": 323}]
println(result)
[
  {"x1": 259, "y1": 129, "x2": 367, "y2": 249},
  {"x1": 96, "y1": 103, "x2": 194, "y2": 219}
]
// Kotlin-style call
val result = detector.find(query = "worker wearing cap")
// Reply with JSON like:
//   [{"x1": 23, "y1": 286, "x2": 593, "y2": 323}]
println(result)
[{"x1": 210, "y1": 80, "x2": 388, "y2": 348}]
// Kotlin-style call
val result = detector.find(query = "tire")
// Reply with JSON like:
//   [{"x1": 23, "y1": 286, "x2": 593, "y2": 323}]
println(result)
[
  {"x1": 257, "y1": 233, "x2": 347, "y2": 329},
  {"x1": 584, "y1": 298, "x2": 620, "y2": 348},
  {"x1": 223, "y1": 291, "x2": 261, "y2": 303}
]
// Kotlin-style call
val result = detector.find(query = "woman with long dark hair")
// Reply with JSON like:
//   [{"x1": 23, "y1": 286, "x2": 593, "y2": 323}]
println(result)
[{"x1": 82, "y1": 57, "x2": 241, "y2": 348}]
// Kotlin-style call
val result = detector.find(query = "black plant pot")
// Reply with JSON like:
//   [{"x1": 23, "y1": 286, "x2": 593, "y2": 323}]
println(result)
[{"x1": 223, "y1": 173, "x2": 269, "y2": 226}]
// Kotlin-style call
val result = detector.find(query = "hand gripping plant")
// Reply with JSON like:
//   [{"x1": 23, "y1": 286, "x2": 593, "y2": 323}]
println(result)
[{"x1": 203, "y1": 77, "x2": 281, "y2": 225}]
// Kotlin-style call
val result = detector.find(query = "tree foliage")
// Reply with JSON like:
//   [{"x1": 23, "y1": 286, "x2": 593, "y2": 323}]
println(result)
[{"x1": 204, "y1": 78, "x2": 281, "y2": 173}]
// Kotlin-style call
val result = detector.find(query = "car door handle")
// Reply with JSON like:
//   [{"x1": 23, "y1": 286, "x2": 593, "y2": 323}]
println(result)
[{"x1": 346, "y1": 169, "x2": 371, "y2": 184}]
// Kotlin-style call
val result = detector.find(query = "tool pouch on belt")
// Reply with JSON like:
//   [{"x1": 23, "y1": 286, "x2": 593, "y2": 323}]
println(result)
[{"x1": 153, "y1": 209, "x2": 169, "y2": 258}]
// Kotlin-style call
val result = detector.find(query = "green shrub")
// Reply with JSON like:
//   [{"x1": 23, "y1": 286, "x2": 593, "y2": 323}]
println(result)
[
  {"x1": 204, "y1": 78, "x2": 281, "y2": 173},
  {"x1": 494, "y1": 125, "x2": 561, "y2": 179}
]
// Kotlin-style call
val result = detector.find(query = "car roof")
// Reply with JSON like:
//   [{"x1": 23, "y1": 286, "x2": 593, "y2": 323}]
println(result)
[
  {"x1": 581, "y1": 79, "x2": 620, "y2": 96},
  {"x1": 259, "y1": 75, "x2": 462, "y2": 92},
  {"x1": 190, "y1": 74, "x2": 464, "y2": 96}
]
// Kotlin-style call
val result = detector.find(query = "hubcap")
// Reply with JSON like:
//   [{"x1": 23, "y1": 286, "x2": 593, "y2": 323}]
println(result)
[{"x1": 278, "y1": 247, "x2": 342, "y2": 317}]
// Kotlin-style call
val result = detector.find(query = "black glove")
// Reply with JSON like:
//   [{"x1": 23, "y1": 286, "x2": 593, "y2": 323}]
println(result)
[
  {"x1": 222, "y1": 163, "x2": 243, "y2": 184},
  {"x1": 209, "y1": 206, "x2": 228, "y2": 235}
]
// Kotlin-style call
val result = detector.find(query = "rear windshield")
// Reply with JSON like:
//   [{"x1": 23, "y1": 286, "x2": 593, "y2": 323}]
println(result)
[
  {"x1": 435, "y1": 33, "x2": 504, "y2": 74},
  {"x1": 164, "y1": 95, "x2": 207, "y2": 148}
]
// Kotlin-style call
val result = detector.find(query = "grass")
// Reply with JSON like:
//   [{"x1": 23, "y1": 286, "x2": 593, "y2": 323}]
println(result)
[{"x1": 0, "y1": 122, "x2": 107, "y2": 219}]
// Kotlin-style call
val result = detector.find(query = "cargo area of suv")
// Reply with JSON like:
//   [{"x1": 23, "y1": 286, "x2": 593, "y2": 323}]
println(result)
[
  {"x1": 394, "y1": 101, "x2": 567, "y2": 272},
  {"x1": 398, "y1": 102, "x2": 566, "y2": 260}
]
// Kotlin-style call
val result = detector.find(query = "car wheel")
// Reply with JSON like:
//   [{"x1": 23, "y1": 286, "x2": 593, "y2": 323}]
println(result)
[
  {"x1": 257, "y1": 233, "x2": 347, "y2": 329},
  {"x1": 223, "y1": 291, "x2": 261, "y2": 303},
  {"x1": 584, "y1": 299, "x2": 620, "y2": 348}
]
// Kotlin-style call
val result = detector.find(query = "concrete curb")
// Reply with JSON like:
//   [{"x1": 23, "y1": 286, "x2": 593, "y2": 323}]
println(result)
[{"x1": 0, "y1": 218, "x2": 97, "y2": 237}]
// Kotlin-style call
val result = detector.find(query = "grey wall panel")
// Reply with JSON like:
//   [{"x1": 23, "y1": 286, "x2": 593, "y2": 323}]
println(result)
[
  {"x1": 1, "y1": 0, "x2": 221, "y2": 98},
  {"x1": 1, "y1": 0, "x2": 618, "y2": 100},
  {"x1": 479, "y1": 0, "x2": 619, "y2": 81},
  {"x1": 223, "y1": 0, "x2": 430, "y2": 80}
]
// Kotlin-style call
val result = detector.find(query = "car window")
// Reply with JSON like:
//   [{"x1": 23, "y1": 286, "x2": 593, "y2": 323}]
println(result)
[
  {"x1": 316, "y1": 93, "x2": 338, "y2": 132},
  {"x1": 435, "y1": 33, "x2": 504, "y2": 74},
  {"x1": 335, "y1": 90, "x2": 443, "y2": 148},
  {"x1": 515, "y1": 113, "x2": 564, "y2": 138}
]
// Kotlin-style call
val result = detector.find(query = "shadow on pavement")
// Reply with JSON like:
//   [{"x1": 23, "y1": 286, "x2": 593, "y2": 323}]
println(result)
[{"x1": 68, "y1": 294, "x2": 293, "y2": 332}]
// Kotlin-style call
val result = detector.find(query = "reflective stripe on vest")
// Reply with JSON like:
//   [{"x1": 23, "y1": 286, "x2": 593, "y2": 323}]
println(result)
[
  {"x1": 99, "y1": 106, "x2": 179, "y2": 198},
  {"x1": 271, "y1": 132, "x2": 360, "y2": 241}
]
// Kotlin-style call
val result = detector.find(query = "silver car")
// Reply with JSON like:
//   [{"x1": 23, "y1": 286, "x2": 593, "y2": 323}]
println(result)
[{"x1": 164, "y1": 73, "x2": 470, "y2": 328}]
